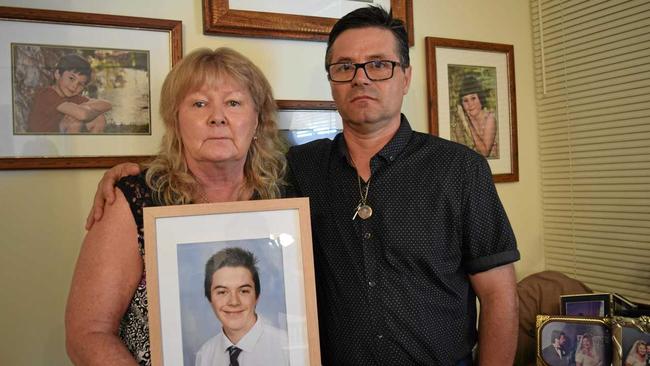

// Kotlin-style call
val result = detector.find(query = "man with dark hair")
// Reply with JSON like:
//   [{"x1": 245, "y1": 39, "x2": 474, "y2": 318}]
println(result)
[
  {"x1": 541, "y1": 331, "x2": 568, "y2": 366},
  {"x1": 86, "y1": 6, "x2": 519, "y2": 365},
  {"x1": 287, "y1": 6, "x2": 519, "y2": 365},
  {"x1": 197, "y1": 247, "x2": 288, "y2": 366}
]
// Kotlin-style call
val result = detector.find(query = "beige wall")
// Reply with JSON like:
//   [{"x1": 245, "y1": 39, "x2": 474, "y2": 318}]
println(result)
[{"x1": 0, "y1": 1, "x2": 543, "y2": 364}]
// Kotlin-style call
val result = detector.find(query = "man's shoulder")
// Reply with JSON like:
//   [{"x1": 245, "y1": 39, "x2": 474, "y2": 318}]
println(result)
[
  {"x1": 408, "y1": 130, "x2": 487, "y2": 171},
  {"x1": 288, "y1": 138, "x2": 334, "y2": 157},
  {"x1": 286, "y1": 138, "x2": 335, "y2": 172},
  {"x1": 412, "y1": 129, "x2": 478, "y2": 154}
]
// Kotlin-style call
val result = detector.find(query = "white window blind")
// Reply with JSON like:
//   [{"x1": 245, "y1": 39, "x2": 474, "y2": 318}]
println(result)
[{"x1": 531, "y1": 0, "x2": 650, "y2": 303}]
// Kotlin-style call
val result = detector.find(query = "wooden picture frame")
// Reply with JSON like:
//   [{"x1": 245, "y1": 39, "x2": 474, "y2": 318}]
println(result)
[
  {"x1": 536, "y1": 315, "x2": 612, "y2": 366},
  {"x1": 425, "y1": 37, "x2": 518, "y2": 182},
  {"x1": 144, "y1": 198, "x2": 320, "y2": 365},
  {"x1": 276, "y1": 100, "x2": 341, "y2": 146},
  {"x1": 202, "y1": 0, "x2": 414, "y2": 46},
  {"x1": 0, "y1": 6, "x2": 182, "y2": 170}
]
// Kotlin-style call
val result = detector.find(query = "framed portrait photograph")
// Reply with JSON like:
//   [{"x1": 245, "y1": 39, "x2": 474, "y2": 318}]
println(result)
[
  {"x1": 12, "y1": 44, "x2": 152, "y2": 135},
  {"x1": 536, "y1": 315, "x2": 612, "y2": 366},
  {"x1": 425, "y1": 37, "x2": 519, "y2": 182},
  {"x1": 0, "y1": 6, "x2": 182, "y2": 169},
  {"x1": 612, "y1": 316, "x2": 650, "y2": 366},
  {"x1": 202, "y1": 0, "x2": 414, "y2": 45},
  {"x1": 276, "y1": 100, "x2": 342, "y2": 146},
  {"x1": 144, "y1": 198, "x2": 320, "y2": 366},
  {"x1": 561, "y1": 292, "x2": 638, "y2": 317}
]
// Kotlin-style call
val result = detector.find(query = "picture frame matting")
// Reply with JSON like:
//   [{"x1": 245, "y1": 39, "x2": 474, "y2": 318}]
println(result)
[
  {"x1": 144, "y1": 197, "x2": 321, "y2": 365},
  {"x1": 0, "y1": 6, "x2": 182, "y2": 169}
]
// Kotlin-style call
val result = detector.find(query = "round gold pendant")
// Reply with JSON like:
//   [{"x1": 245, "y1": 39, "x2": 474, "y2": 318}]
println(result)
[{"x1": 358, "y1": 204, "x2": 373, "y2": 219}]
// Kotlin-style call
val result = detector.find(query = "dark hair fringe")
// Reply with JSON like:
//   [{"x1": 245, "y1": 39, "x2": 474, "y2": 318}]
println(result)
[{"x1": 325, "y1": 6, "x2": 409, "y2": 69}]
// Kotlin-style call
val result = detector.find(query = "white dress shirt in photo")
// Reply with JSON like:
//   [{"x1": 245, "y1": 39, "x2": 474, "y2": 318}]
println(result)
[{"x1": 195, "y1": 316, "x2": 289, "y2": 366}]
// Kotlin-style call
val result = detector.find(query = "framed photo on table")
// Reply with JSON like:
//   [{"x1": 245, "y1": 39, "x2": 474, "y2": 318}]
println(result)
[
  {"x1": 144, "y1": 198, "x2": 321, "y2": 366},
  {"x1": 425, "y1": 37, "x2": 518, "y2": 182},
  {"x1": 535, "y1": 315, "x2": 612, "y2": 366},
  {"x1": 0, "y1": 6, "x2": 182, "y2": 169},
  {"x1": 202, "y1": 0, "x2": 414, "y2": 45},
  {"x1": 612, "y1": 316, "x2": 650, "y2": 366},
  {"x1": 560, "y1": 292, "x2": 638, "y2": 317}
]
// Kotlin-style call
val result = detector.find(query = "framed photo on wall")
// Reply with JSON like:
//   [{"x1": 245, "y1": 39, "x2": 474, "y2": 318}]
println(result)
[
  {"x1": 144, "y1": 198, "x2": 321, "y2": 365},
  {"x1": 202, "y1": 0, "x2": 414, "y2": 45},
  {"x1": 535, "y1": 315, "x2": 612, "y2": 366},
  {"x1": 0, "y1": 6, "x2": 182, "y2": 169},
  {"x1": 425, "y1": 37, "x2": 519, "y2": 182}
]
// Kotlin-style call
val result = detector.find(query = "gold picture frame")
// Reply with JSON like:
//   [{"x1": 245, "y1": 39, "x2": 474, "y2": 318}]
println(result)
[
  {"x1": 612, "y1": 316, "x2": 650, "y2": 366},
  {"x1": 536, "y1": 315, "x2": 612, "y2": 366}
]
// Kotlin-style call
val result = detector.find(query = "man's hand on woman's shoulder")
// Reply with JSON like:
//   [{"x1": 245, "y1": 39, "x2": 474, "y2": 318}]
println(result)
[{"x1": 85, "y1": 162, "x2": 142, "y2": 230}]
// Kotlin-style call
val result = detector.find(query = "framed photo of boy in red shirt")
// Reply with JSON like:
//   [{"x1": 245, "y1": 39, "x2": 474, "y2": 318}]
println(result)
[{"x1": 0, "y1": 6, "x2": 182, "y2": 169}]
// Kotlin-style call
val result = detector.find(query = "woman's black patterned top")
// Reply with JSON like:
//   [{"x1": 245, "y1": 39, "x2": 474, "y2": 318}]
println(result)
[{"x1": 115, "y1": 173, "x2": 159, "y2": 366}]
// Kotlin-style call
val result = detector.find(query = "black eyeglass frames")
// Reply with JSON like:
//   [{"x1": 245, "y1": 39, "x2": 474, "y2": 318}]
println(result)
[{"x1": 327, "y1": 60, "x2": 402, "y2": 82}]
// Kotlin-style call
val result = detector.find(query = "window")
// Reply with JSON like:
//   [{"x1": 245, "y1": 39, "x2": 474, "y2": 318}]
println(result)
[{"x1": 531, "y1": 0, "x2": 650, "y2": 303}]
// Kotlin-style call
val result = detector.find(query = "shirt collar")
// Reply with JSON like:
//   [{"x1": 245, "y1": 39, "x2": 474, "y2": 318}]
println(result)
[
  {"x1": 334, "y1": 114, "x2": 413, "y2": 172},
  {"x1": 219, "y1": 315, "x2": 264, "y2": 353}
]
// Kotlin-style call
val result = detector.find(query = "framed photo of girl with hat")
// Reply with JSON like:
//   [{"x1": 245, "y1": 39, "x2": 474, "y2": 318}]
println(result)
[{"x1": 425, "y1": 37, "x2": 519, "y2": 183}]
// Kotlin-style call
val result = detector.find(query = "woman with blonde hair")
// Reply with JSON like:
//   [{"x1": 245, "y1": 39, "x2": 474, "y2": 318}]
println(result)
[
  {"x1": 625, "y1": 340, "x2": 647, "y2": 366},
  {"x1": 575, "y1": 332, "x2": 602, "y2": 366},
  {"x1": 65, "y1": 47, "x2": 286, "y2": 365}
]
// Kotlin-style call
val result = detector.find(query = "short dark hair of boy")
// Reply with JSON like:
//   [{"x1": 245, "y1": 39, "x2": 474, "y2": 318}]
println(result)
[
  {"x1": 325, "y1": 6, "x2": 410, "y2": 69},
  {"x1": 55, "y1": 54, "x2": 92, "y2": 80},
  {"x1": 204, "y1": 247, "x2": 261, "y2": 300}
]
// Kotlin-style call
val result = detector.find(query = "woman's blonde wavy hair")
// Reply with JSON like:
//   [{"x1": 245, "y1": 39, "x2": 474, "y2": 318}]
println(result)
[{"x1": 145, "y1": 47, "x2": 286, "y2": 205}]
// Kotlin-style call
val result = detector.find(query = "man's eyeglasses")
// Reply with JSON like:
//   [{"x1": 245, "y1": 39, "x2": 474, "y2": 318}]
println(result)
[{"x1": 327, "y1": 60, "x2": 402, "y2": 82}]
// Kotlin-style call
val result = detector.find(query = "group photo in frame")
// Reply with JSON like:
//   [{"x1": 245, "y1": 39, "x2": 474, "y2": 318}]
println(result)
[
  {"x1": 0, "y1": 6, "x2": 181, "y2": 169},
  {"x1": 425, "y1": 36, "x2": 519, "y2": 182},
  {"x1": 536, "y1": 315, "x2": 612, "y2": 366},
  {"x1": 612, "y1": 316, "x2": 650, "y2": 366},
  {"x1": 202, "y1": 0, "x2": 414, "y2": 45},
  {"x1": 144, "y1": 198, "x2": 320, "y2": 366}
]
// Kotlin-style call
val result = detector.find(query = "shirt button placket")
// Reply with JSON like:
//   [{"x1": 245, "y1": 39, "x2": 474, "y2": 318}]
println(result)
[{"x1": 360, "y1": 218, "x2": 384, "y2": 352}]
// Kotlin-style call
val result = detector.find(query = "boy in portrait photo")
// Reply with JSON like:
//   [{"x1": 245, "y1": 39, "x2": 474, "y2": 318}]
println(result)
[{"x1": 25, "y1": 53, "x2": 111, "y2": 133}]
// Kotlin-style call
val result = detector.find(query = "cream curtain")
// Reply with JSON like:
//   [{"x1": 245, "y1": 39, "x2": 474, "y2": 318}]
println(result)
[{"x1": 531, "y1": 0, "x2": 650, "y2": 303}]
